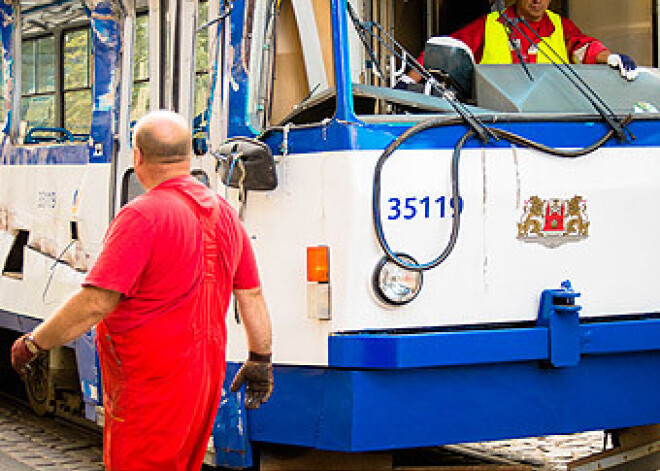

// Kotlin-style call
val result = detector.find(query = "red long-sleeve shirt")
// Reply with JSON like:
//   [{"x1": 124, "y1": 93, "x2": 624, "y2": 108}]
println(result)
[
  {"x1": 419, "y1": 6, "x2": 608, "y2": 65},
  {"x1": 451, "y1": 6, "x2": 608, "y2": 64}
]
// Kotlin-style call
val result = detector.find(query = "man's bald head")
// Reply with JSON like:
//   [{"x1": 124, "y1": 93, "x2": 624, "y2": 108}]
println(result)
[{"x1": 133, "y1": 110, "x2": 193, "y2": 163}]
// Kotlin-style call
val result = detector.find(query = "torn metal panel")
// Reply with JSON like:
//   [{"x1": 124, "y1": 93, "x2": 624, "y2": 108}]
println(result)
[
  {"x1": 89, "y1": 0, "x2": 123, "y2": 164},
  {"x1": 0, "y1": 1, "x2": 14, "y2": 135}
]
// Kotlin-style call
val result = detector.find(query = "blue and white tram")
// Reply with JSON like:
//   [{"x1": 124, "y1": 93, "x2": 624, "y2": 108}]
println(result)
[{"x1": 1, "y1": 0, "x2": 660, "y2": 467}]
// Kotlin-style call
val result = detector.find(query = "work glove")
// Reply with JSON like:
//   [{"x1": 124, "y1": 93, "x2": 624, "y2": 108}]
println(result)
[
  {"x1": 393, "y1": 74, "x2": 416, "y2": 90},
  {"x1": 607, "y1": 54, "x2": 638, "y2": 81},
  {"x1": 230, "y1": 352, "x2": 273, "y2": 409},
  {"x1": 11, "y1": 333, "x2": 45, "y2": 379}
]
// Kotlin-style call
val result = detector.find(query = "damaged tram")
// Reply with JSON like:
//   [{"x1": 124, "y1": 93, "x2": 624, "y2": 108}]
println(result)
[{"x1": 1, "y1": 0, "x2": 660, "y2": 467}]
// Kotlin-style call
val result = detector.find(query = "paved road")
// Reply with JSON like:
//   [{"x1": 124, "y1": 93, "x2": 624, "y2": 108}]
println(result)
[
  {"x1": 0, "y1": 395, "x2": 103, "y2": 471},
  {"x1": 0, "y1": 449, "x2": 33, "y2": 470}
]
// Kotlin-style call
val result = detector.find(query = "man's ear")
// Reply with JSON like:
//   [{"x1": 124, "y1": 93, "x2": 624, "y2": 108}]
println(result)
[{"x1": 133, "y1": 146, "x2": 144, "y2": 167}]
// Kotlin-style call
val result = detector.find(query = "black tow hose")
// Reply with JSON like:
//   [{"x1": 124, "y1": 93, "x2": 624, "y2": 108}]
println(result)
[{"x1": 372, "y1": 115, "x2": 634, "y2": 271}]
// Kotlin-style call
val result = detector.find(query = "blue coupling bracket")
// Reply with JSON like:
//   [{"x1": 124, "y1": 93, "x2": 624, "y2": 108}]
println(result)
[{"x1": 537, "y1": 280, "x2": 582, "y2": 367}]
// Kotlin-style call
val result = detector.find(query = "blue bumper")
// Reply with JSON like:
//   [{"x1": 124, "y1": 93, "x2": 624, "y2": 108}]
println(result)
[{"x1": 229, "y1": 315, "x2": 660, "y2": 452}]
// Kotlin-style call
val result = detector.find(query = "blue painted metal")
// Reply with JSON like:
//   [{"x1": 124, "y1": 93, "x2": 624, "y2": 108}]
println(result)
[
  {"x1": 0, "y1": 142, "x2": 88, "y2": 165},
  {"x1": 235, "y1": 350, "x2": 660, "y2": 452},
  {"x1": 0, "y1": 2, "x2": 14, "y2": 135},
  {"x1": 333, "y1": 0, "x2": 356, "y2": 123},
  {"x1": 537, "y1": 280, "x2": 582, "y2": 367},
  {"x1": 328, "y1": 316, "x2": 660, "y2": 368},
  {"x1": 74, "y1": 329, "x2": 102, "y2": 420},
  {"x1": 214, "y1": 363, "x2": 253, "y2": 468},
  {"x1": 259, "y1": 117, "x2": 660, "y2": 158},
  {"x1": 227, "y1": 0, "x2": 255, "y2": 138},
  {"x1": 0, "y1": 309, "x2": 40, "y2": 333},
  {"x1": 89, "y1": 2, "x2": 121, "y2": 164}
]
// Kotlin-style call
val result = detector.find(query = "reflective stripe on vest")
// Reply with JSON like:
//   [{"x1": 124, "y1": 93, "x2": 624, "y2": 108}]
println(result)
[{"x1": 481, "y1": 10, "x2": 569, "y2": 64}]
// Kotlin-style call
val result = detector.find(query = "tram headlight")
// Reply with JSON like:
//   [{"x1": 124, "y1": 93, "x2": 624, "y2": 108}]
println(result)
[{"x1": 372, "y1": 254, "x2": 423, "y2": 305}]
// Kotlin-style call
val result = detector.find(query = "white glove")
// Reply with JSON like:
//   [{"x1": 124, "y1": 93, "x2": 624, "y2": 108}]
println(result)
[{"x1": 607, "y1": 54, "x2": 638, "y2": 81}]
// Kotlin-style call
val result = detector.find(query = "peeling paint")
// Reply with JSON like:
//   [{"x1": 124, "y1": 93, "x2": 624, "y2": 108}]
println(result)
[
  {"x1": 481, "y1": 147, "x2": 488, "y2": 293},
  {"x1": 512, "y1": 144, "x2": 521, "y2": 209}
]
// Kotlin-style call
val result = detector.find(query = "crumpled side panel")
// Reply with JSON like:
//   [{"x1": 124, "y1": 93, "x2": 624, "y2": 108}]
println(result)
[
  {"x1": 0, "y1": 1, "x2": 14, "y2": 135},
  {"x1": 214, "y1": 376, "x2": 254, "y2": 469},
  {"x1": 89, "y1": 1, "x2": 122, "y2": 164}
]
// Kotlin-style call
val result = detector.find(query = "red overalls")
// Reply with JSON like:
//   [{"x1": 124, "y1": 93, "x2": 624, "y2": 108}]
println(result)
[{"x1": 96, "y1": 194, "x2": 226, "y2": 471}]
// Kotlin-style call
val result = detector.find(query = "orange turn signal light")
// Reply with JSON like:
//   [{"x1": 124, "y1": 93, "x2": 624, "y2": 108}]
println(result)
[{"x1": 307, "y1": 246, "x2": 329, "y2": 283}]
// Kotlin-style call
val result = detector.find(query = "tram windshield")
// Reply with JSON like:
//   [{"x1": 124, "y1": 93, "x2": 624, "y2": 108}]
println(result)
[{"x1": 345, "y1": 0, "x2": 660, "y2": 120}]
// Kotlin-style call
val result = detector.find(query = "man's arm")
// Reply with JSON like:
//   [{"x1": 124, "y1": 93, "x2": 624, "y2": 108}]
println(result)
[
  {"x1": 32, "y1": 286, "x2": 121, "y2": 350},
  {"x1": 229, "y1": 286, "x2": 273, "y2": 409},
  {"x1": 234, "y1": 286, "x2": 272, "y2": 355}
]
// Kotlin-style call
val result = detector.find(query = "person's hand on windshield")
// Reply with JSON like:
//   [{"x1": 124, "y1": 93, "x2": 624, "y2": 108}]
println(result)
[{"x1": 607, "y1": 54, "x2": 638, "y2": 81}]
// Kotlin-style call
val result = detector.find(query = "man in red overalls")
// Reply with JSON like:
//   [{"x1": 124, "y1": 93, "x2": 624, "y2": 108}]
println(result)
[{"x1": 11, "y1": 110, "x2": 273, "y2": 470}]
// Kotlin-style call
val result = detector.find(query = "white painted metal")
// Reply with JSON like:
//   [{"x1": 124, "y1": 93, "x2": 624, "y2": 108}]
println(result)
[
  {"x1": 178, "y1": 0, "x2": 198, "y2": 123},
  {"x1": 0, "y1": 162, "x2": 111, "y2": 319},
  {"x1": 148, "y1": 0, "x2": 162, "y2": 110},
  {"x1": 115, "y1": 3, "x2": 137, "y2": 217},
  {"x1": 224, "y1": 144, "x2": 660, "y2": 366}
]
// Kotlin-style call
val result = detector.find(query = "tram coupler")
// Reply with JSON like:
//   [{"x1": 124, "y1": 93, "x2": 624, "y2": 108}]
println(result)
[{"x1": 537, "y1": 280, "x2": 582, "y2": 367}]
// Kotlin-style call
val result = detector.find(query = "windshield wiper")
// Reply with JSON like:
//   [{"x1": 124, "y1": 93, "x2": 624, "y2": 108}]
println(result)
[
  {"x1": 346, "y1": 1, "x2": 495, "y2": 143},
  {"x1": 501, "y1": 11, "x2": 632, "y2": 141}
]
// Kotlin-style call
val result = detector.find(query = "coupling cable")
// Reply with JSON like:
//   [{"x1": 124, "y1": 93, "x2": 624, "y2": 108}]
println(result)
[{"x1": 373, "y1": 115, "x2": 633, "y2": 271}]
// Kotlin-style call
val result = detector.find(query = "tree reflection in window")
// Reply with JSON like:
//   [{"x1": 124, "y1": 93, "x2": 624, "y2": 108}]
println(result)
[
  {"x1": 132, "y1": 13, "x2": 150, "y2": 125},
  {"x1": 63, "y1": 28, "x2": 92, "y2": 136},
  {"x1": 21, "y1": 36, "x2": 56, "y2": 130}
]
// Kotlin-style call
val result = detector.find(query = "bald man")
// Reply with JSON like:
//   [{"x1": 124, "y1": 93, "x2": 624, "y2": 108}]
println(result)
[{"x1": 11, "y1": 110, "x2": 273, "y2": 471}]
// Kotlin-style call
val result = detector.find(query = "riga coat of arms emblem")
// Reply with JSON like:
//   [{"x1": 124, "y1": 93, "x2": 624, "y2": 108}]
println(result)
[{"x1": 517, "y1": 195, "x2": 589, "y2": 248}]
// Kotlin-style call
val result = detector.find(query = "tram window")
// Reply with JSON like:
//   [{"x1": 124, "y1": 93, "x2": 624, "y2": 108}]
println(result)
[
  {"x1": 63, "y1": 29, "x2": 92, "y2": 135},
  {"x1": 132, "y1": 13, "x2": 150, "y2": 124},
  {"x1": 247, "y1": 0, "x2": 336, "y2": 129},
  {"x1": 21, "y1": 36, "x2": 56, "y2": 129}
]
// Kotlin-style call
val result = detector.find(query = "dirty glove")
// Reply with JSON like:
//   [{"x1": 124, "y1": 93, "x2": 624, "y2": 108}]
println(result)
[
  {"x1": 608, "y1": 54, "x2": 638, "y2": 81},
  {"x1": 11, "y1": 333, "x2": 45, "y2": 379},
  {"x1": 230, "y1": 352, "x2": 273, "y2": 409},
  {"x1": 393, "y1": 74, "x2": 416, "y2": 90}
]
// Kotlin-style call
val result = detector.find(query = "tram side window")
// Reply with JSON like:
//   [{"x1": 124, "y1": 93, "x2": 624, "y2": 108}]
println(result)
[
  {"x1": 21, "y1": 36, "x2": 56, "y2": 129},
  {"x1": 63, "y1": 29, "x2": 92, "y2": 136},
  {"x1": 132, "y1": 13, "x2": 150, "y2": 124}
]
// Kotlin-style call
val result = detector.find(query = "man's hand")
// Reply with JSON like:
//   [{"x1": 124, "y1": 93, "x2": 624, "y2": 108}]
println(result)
[
  {"x1": 230, "y1": 352, "x2": 273, "y2": 409},
  {"x1": 608, "y1": 54, "x2": 638, "y2": 81},
  {"x1": 11, "y1": 334, "x2": 45, "y2": 379}
]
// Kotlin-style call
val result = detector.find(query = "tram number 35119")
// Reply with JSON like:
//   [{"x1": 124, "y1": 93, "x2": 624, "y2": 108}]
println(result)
[{"x1": 387, "y1": 196, "x2": 465, "y2": 221}]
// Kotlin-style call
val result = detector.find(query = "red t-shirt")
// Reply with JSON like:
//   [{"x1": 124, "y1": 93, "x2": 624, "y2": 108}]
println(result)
[
  {"x1": 419, "y1": 7, "x2": 608, "y2": 65},
  {"x1": 85, "y1": 175, "x2": 260, "y2": 333}
]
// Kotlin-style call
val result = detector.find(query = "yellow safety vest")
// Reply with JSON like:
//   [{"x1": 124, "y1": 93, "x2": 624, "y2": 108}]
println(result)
[{"x1": 481, "y1": 10, "x2": 569, "y2": 64}]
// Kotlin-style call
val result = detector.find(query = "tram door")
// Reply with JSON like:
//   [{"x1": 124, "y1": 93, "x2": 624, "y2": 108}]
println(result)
[{"x1": 114, "y1": 0, "x2": 220, "y2": 214}]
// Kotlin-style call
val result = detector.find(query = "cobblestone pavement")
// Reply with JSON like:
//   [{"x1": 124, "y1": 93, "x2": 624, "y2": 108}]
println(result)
[
  {"x1": 465, "y1": 431, "x2": 608, "y2": 470},
  {"x1": 0, "y1": 392, "x2": 608, "y2": 471},
  {"x1": 0, "y1": 395, "x2": 103, "y2": 471}
]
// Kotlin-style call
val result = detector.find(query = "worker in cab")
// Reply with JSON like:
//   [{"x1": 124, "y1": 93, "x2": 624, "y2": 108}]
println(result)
[{"x1": 399, "y1": 0, "x2": 638, "y2": 87}]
